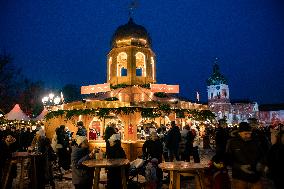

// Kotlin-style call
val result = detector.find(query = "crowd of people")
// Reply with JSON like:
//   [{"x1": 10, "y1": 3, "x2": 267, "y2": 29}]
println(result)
[
  {"x1": 0, "y1": 124, "x2": 57, "y2": 188},
  {"x1": 0, "y1": 119, "x2": 283, "y2": 189},
  {"x1": 135, "y1": 119, "x2": 284, "y2": 189}
]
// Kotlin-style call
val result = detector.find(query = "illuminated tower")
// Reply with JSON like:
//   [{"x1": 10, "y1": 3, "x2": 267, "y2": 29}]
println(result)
[
  {"x1": 207, "y1": 59, "x2": 230, "y2": 103},
  {"x1": 107, "y1": 18, "x2": 156, "y2": 86},
  {"x1": 207, "y1": 59, "x2": 231, "y2": 119}
]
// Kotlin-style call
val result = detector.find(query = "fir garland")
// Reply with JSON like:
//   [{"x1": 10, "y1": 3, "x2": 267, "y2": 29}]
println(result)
[
  {"x1": 45, "y1": 106, "x2": 215, "y2": 121},
  {"x1": 104, "y1": 97, "x2": 119, "y2": 101},
  {"x1": 154, "y1": 92, "x2": 167, "y2": 98}
]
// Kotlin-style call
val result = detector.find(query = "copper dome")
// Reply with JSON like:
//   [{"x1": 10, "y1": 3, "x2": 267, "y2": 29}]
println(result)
[{"x1": 111, "y1": 18, "x2": 151, "y2": 48}]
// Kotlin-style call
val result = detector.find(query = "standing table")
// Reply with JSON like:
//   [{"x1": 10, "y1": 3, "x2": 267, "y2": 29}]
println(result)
[
  {"x1": 159, "y1": 161, "x2": 208, "y2": 189},
  {"x1": 83, "y1": 158, "x2": 130, "y2": 189},
  {"x1": 12, "y1": 152, "x2": 42, "y2": 189}
]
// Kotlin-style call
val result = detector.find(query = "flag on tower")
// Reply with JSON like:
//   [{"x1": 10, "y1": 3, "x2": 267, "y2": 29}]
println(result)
[{"x1": 196, "y1": 91, "x2": 200, "y2": 102}]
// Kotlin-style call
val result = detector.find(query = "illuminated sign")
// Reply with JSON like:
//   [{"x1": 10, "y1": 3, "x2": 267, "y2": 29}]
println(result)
[
  {"x1": 150, "y1": 84, "x2": 179, "y2": 93},
  {"x1": 81, "y1": 83, "x2": 111, "y2": 94}
]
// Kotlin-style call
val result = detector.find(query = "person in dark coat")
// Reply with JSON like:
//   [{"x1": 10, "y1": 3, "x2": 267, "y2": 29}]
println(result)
[
  {"x1": 106, "y1": 134, "x2": 127, "y2": 189},
  {"x1": 32, "y1": 129, "x2": 56, "y2": 189},
  {"x1": 180, "y1": 125, "x2": 190, "y2": 161},
  {"x1": 215, "y1": 119, "x2": 229, "y2": 158},
  {"x1": 142, "y1": 131, "x2": 163, "y2": 188},
  {"x1": 226, "y1": 122, "x2": 265, "y2": 189},
  {"x1": 71, "y1": 136, "x2": 95, "y2": 189},
  {"x1": 267, "y1": 131, "x2": 284, "y2": 189},
  {"x1": 0, "y1": 135, "x2": 18, "y2": 189},
  {"x1": 104, "y1": 124, "x2": 117, "y2": 155},
  {"x1": 18, "y1": 128, "x2": 26, "y2": 151},
  {"x1": 56, "y1": 125, "x2": 71, "y2": 171},
  {"x1": 76, "y1": 121, "x2": 87, "y2": 136},
  {"x1": 184, "y1": 125, "x2": 200, "y2": 163},
  {"x1": 166, "y1": 121, "x2": 181, "y2": 161},
  {"x1": 143, "y1": 131, "x2": 163, "y2": 162},
  {"x1": 248, "y1": 118, "x2": 271, "y2": 154},
  {"x1": 0, "y1": 126, "x2": 4, "y2": 141}
]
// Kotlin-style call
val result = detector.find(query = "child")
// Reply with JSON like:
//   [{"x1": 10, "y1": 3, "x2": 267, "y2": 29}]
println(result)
[{"x1": 206, "y1": 154, "x2": 230, "y2": 189}]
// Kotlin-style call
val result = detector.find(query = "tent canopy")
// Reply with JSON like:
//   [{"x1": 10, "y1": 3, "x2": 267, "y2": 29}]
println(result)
[
  {"x1": 34, "y1": 108, "x2": 48, "y2": 121},
  {"x1": 5, "y1": 104, "x2": 30, "y2": 121}
]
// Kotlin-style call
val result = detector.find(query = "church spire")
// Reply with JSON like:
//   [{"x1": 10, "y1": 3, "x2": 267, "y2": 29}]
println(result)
[
  {"x1": 213, "y1": 57, "x2": 220, "y2": 74},
  {"x1": 128, "y1": 0, "x2": 138, "y2": 19}
]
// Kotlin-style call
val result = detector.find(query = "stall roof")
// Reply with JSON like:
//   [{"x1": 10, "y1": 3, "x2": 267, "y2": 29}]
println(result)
[
  {"x1": 34, "y1": 108, "x2": 48, "y2": 120},
  {"x1": 5, "y1": 104, "x2": 30, "y2": 121}
]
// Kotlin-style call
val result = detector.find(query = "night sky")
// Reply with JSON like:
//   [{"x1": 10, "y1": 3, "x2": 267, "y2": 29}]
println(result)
[{"x1": 1, "y1": 0, "x2": 284, "y2": 104}]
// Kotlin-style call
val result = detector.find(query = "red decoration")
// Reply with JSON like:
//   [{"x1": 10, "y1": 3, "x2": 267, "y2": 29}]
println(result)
[{"x1": 128, "y1": 124, "x2": 134, "y2": 134}]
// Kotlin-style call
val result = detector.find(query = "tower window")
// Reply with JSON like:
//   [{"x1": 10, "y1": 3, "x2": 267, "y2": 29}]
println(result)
[
  {"x1": 108, "y1": 57, "x2": 112, "y2": 80},
  {"x1": 117, "y1": 52, "x2": 127, "y2": 77},
  {"x1": 222, "y1": 89, "x2": 227, "y2": 98},
  {"x1": 136, "y1": 68, "x2": 143, "y2": 76},
  {"x1": 135, "y1": 52, "x2": 146, "y2": 77},
  {"x1": 151, "y1": 57, "x2": 155, "y2": 80},
  {"x1": 121, "y1": 67, "x2": 127, "y2": 76}
]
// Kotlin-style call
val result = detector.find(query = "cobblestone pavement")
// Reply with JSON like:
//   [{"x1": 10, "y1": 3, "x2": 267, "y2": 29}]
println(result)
[{"x1": 11, "y1": 149, "x2": 274, "y2": 189}]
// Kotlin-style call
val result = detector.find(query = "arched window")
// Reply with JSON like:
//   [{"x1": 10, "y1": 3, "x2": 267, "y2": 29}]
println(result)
[
  {"x1": 108, "y1": 57, "x2": 112, "y2": 80},
  {"x1": 117, "y1": 52, "x2": 127, "y2": 76},
  {"x1": 151, "y1": 57, "x2": 155, "y2": 80},
  {"x1": 121, "y1": 67, "x2": 127, "y2": 76},
  {"x1": 135, "y1": 52, "x2": 146, "y2": 77},
  {"x1": 222, "y1": 89, "x2": 227, "y2": 98},
  {"x1": 136, "y1": 68, "x2": 142, "y2": 76}
]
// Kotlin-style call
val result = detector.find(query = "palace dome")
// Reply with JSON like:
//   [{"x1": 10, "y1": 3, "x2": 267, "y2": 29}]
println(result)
[{"x1": 111, "y1": 18, "x2": 152, "y2": 48}]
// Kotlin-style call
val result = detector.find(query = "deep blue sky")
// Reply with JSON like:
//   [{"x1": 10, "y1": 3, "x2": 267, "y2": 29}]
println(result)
[{"x1": 1, "y1": 0, "x2": 284, "y2": 104}]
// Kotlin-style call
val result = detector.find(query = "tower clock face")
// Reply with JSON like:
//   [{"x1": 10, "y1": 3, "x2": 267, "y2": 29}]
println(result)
[{"x1": 216, "y1": 86, "x2": 220, "y2": 90}]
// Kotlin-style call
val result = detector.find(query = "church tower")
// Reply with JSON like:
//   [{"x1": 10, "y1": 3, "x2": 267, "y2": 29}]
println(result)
[
  {"x1": 207, "y1": 59, "x2": 231, "y2": 119},
  {"x1": 107, "y1": 18, "x2": 156, "y2": 86},
  {"x1": 207, "y1": 59, "x2": 230, "y2": 103}
]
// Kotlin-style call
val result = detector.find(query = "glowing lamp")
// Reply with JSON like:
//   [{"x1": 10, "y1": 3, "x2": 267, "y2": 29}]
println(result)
[
  {"x1": 54, "y1": 96, "x2": 61, "y2": 105},
  {"x1": 49, "y1": 93, "x2": 55, "y2": 99},
  {"x1": 42, "y1": 96, "x2": 49, "y2": 103}
]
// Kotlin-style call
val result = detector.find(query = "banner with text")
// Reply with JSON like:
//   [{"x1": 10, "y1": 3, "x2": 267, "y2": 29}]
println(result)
[
  {"x1": 81, "y1": 83, "x2": 111, "y2": 94},
  {"x1": 150, "y1": 84, "x2": 179, "y2": 93}
]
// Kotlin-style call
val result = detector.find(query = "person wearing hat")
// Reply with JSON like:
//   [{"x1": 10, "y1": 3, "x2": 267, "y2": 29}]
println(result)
[
  {"x1": 76, "y1": 121, "x2": 87, "y2": 137},
  {"x1": 226, "y1": 122, "x2": 265, "y2": 189},
  {"x1": 106, "y1": 133, "x2": 127, "y2": 189},
  {"x1": 71, "y1": 136, "x2": 94, "y2": 189}
]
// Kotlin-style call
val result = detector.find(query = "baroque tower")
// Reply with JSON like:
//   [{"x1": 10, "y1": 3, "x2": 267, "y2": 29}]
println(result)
[
  {"x1": 207, "y1": 59, "x2": 230, "y2": 103},
  {"x1": 107, "y1": 18, "x2": 156, "y2": 86},
  {"x1": 207, "y1": 59, "x2": 231, "y2": 119}
]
